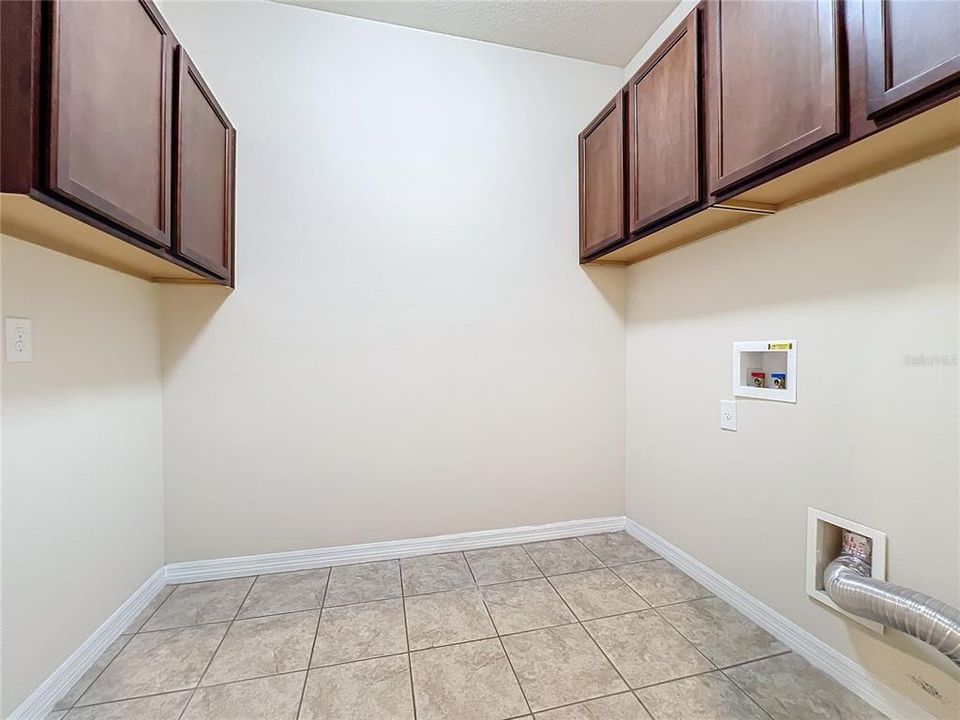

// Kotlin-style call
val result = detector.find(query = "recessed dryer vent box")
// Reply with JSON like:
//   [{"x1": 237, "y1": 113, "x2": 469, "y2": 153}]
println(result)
[
  {"x1": 732, "y1": 340, "x2": 797, "y2": 402},
  {"x1": 806, "y1": 508, "x2": 887, "y2": 633}
]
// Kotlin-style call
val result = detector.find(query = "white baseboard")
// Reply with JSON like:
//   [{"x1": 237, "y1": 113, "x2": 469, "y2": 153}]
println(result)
[
  {"x1": 13, "y1": 516, "x2": 621, "y2": 718},
  {"x1": 165, "y1": 515, "x2": 626, "y2": 583},
  {"x1": 9, "y1": 567, "x2": 167, "y2": 720},
  {"x1": 16, "y1": 516, "x2": 930, "y2": 720},
  {"x1": 623, "y1": 517, "x2": 937, "y2": 720}
]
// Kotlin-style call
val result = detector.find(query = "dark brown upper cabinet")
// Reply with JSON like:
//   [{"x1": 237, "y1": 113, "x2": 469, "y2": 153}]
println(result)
[
  {"x1": 580, "y1": 0, "x2": 960, "y2": 267},
  {"x1": 705, "y1": 0, "x2": 844, "y2": 195},
  {"x1": 627, "y1": 8, "x2": 702, "y2": 235},
  {"x1": 862, "y1": 0, "x2": 960, "y2": 118},
  {"x1": 175, "y1": 48, "x2": 236, "y2": 281},
  {"x1": 579, "y1": 92, "x2": 628, "y2": 259},
  {"x1": 0, "y1": 0, "x2": 235, "y2": 285},
  {"x1": 47, "y1": 0, "x2": 174, "y2": 248}
]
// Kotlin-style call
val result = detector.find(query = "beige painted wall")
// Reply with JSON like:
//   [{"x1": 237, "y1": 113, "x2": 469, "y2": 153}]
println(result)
[
  {"x1": 0, "y1": 237, "x2": 165, "y2": 715},
  {"x1": 157, "y1": 0, "x2": 627, "y2": 563},
  {"x1": 5, "y1": 3, "x2": 955, "y2": 717},
  {"x1": 624, "y1": 149, "x2": 960, "y2": 718}
]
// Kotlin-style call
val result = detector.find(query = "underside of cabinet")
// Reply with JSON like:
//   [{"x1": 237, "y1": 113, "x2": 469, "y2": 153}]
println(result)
[
  {"x1": 586, "y1": 94, "x2": 960, "y2": 266},
  {"x1": 0, "y1": 193, "x2": 222, "y2": 284},
  {"x1": 734, "y1": 95, "x2": 960, "y2": 206},
  {"x1": 589, "y1": 205, "x2": 765, "y2": 265}
]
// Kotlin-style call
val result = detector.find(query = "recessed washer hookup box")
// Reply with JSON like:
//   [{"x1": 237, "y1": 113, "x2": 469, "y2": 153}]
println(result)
[{"x1": 733, "y1": 340, "x2": 796, "y2": 403}]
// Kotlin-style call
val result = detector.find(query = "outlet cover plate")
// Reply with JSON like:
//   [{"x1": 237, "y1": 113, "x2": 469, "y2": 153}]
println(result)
[
  {"x1": 5, "y1": 317, "x2": 32, "y2": 363},
  {"x1": 720, "y1": 399, "x2": 737, "y2": 431}
]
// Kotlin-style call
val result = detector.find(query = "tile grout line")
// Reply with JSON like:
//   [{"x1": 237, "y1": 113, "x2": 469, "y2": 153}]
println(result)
[
  {"x1": 132, "y1": 605, "x2": 331, "y2": 634},
  {"x1": 295, "y1": 569, "x2": 331, "y2": 720},
  {"x1": 536, "y1": 556, "x2": 640, "y2": 708},
  {"x1": 536, "y1": 687, "x2": 655, "y2": 716},
  {"x1": 647, "y1": 593, "x2": 787, "y2": 688},
  {"x1": 601, "y1": 541, "x2": 783, "y2": 719},
  {"x1": 530, "y1": 535, "x2": 760, "y2": 716},
  {"x1": 63, "y1": 645, "x2": 796, "y2": 715},
  {"x1": 139, "y1": 584, "x2": 180, "y2": 632},
  {"x1": 71, "y1": 658, "x2": 419, "y2": 712},
  {"x1": 493, "y1": 538, "x2": 644, "y2": 712},
  {"x1": 719, "y1": 666, "x2": 779, "y2": 720},
  {"x1": 510, "y1": 544, "x2": 567, "y2": 714},
  {"x1": 572, "y1": 535, "x2": 610, "y2": 568},
  {"x1": 719, "y1": 652, "x2": 796, "y2": 720},
  {"x1": 398, "y1": 557, "x2": 419, "y2": 720},
  {"x1": 175, "y1": 577, "x2": 258, "y2": 720},
  {"x1": 70, "y1": 670, "x2": 304, "y2": 712},
  {"x1": 593, "y1": 547, "x2": 700, "y2": 712},
  {"x1": 604, "y1": 556, "x2": 742, "y2": 709},
  {"x1": 580, "y1": 540, "x2": 732, "y2": 692},
  {"x1": 467, "y1": 551, "x2": 535, "y2": 718},
  {"x1": 138, "y1": 597, "x2": 712, "y2": 655},
  {"x1": 57, "y1": 632, "x2": 134, "y2": 712},
  {"x1": 633, "y1": 687, "x2": 656, "y2": 718},
  {"x1": 517, "y1": 541, "x2": 645, "y2": 713},
  {"x1": 719, "y1": 649, "x2": 793, "y2": 672},
  {"x1": 573, "y1": 538, "x2": 776, "y2": 719},
  {"x1": 462, "y1": 545, "x2": 545, "y2": 588},
  {"x1": 645, "y1": 595, "x2": 720, "y2": 676},
  {"x1": 606, "y1": 555, "x2": 780, "y2": 714},
  {"x1": 61, "y1": 584, "x2": 178, "y2": 711}
]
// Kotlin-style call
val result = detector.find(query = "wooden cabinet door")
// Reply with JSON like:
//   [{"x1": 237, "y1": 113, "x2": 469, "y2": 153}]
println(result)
[
  {"x1": 628, "y1": 9, "x2": 701, "y2": 234},
  {"x1": 579, "y1": 92, "x2": 627, "y2": 259},
  {"x1": 863, "y1": 0, "x2": 960, "y2": 118},
  {"x1": 707, "y1": 0, "x2": 843, "y2": 194},
  {"x1": 174, "y1": 48, "x2": 235, "y2": 281},
  {"x1": 47, "y1": 0, "x2": 174, "y2": 247}
]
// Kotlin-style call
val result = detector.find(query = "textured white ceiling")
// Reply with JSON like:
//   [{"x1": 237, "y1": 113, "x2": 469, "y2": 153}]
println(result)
[{"x1": 274, "y1": 0, "x2": 680, "y2": 67}]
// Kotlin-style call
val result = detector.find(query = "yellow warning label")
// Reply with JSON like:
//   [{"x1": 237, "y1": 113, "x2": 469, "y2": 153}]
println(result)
[{"x1": 768, "y1": 342, "x2": 793, "y2": 350}]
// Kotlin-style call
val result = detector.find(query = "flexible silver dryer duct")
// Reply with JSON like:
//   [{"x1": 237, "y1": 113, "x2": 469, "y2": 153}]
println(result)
[{"x1": 823, "y1": 535, "x2": 960, "y2": 667}]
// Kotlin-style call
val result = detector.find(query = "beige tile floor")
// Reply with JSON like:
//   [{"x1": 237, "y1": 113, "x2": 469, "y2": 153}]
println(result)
[{"x1": 47, "y1": 532, "x2": 888, "y2": 720}]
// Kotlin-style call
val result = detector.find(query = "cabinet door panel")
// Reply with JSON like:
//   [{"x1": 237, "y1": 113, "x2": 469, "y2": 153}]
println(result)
[
  {"x1": 579, "y1": 93, "x2": 626, "y2": 258},
  {"x1": 709, "y1": 0, "x2": 842, "y2": 193},
  {"x1": 864, "y1": 0, "x2": 960, "y2": 117},
  {"x1": 628, "y1": 10, "x2": 700, "y2": 234},
  {"x1": 48, "y1": 0, "x2": 173, "y2": 247},
  {"x1": 175, "y1": 48, "x2": 235, "y2": 280}
]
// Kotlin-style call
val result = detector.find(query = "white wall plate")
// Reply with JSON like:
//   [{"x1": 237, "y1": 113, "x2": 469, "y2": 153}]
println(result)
[
  {"x1": 720, "y1": 399, "x2": 737, "y2": 431},
  {"x1": 5, "y1": 316, "x2": 32, "y2": 363}
]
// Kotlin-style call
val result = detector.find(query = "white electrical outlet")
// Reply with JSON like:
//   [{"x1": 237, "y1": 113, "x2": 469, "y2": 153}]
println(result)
[
  {"x1": 5, "y1": 317, "x2": 32, "y2": 362},
  {"x1": 720, "y1": 399, "x2": 737, "y2": 431}
]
